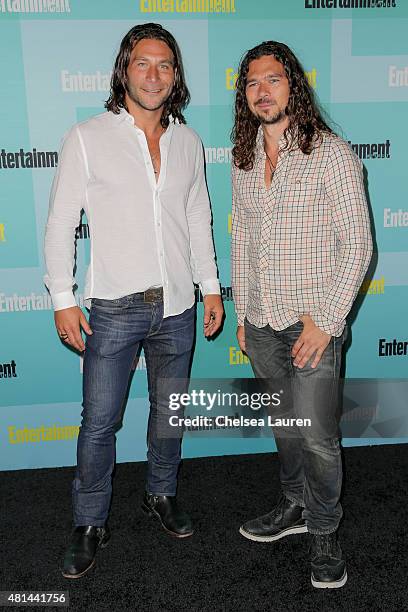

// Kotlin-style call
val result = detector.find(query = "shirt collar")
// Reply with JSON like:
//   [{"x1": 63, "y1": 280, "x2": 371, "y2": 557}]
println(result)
[
  {"x1": 255, "y1": 124, "x2": 297, "y2": 159},
  {"x1": 114, "y1": 107, "x2": 175, "y2": 138},
  {"x1": 116, "y1": 106, "x2": 133, "y2": 124}
]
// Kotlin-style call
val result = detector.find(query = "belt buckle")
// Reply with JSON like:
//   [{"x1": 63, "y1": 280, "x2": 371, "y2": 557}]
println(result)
[{"x1": 143, "y1": 287, "x2": 163, "y2": 303}]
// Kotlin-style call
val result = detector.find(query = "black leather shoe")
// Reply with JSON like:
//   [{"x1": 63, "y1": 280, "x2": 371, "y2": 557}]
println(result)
[
  {"x1": 141, "y1": 492, "x2": 194, "y2": 538},
  {"x1": 239, "y1": 493, "x2": 307, "y2": 542},
  {"x1": 310, "y1": 532, "x2": 347, "y2": 589},
  {"x1": 61, "y1": 526, "x2": 110, "y2": 579}
]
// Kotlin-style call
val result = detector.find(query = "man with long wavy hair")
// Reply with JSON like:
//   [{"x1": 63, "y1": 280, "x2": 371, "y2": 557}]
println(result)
[
  {"x1": 231, "y1": 41, "x2": 372, "y2": 588},
  {"x1": 44, "y1": 23, "x2": 223, "y2": 578}
]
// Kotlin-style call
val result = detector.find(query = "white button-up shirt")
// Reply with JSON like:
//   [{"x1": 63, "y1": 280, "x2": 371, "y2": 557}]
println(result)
[{"x1": 44, "y1": 108, "x2": 220, "y2": 316}]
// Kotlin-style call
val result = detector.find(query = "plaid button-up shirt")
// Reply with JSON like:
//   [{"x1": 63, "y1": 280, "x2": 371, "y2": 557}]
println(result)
[{"x1": 231, "y1": 129, "x2": 373, "y2": 336}]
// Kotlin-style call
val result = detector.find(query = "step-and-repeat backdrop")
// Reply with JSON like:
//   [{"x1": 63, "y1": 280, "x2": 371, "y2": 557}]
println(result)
[{"x1": 1, "y1": 0, "x2": 407, "y2": 470}]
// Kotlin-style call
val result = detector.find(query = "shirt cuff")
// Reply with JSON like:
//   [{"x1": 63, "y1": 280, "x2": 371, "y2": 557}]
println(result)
[
  {"x1": 51, "y1": 291, "x2": 77, "y2": 311},
  {"x1": 308, "y1": 310, "x2": 344, "y2": 336},
  {"x1": 200, "y1": 279, "x2": 221, "y2": 297}
]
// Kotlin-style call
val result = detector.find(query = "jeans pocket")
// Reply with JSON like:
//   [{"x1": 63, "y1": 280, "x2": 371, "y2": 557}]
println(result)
[
  {"x1": 92, "y1": 296, "x2": 127, "y2": 308},
  {"x1": 279, "y1": 320, "x2": 304, "y2": 342},
  {"x1": 91, "y1": 296, "x2": 131, "y2": 316}
]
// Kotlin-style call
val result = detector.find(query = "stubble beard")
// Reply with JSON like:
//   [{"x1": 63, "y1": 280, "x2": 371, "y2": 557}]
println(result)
[{"x1": 126, "y1": 81, "x2": 173, "y2": 112}]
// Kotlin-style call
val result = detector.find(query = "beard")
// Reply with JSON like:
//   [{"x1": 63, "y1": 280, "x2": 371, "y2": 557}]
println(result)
[
  {"x1": 255, "y1": 107, "x2": 287, "y2": 125},
  {"x1": 252, "y1": 96, "x2": 287, "y2": 125},
  {"x1": 126, "y1": 81, "x2": 172, "y2": 112}
]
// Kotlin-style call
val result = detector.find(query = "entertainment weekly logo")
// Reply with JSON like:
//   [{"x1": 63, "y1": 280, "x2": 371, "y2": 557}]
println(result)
[
  {"x1": 0, "y1": 148, "x2": 58, "y2": 169},
  {"x1": 61, "y1": 70, "x2": 111, "y2": 93},
  {"x1": 0, "y1": 292, "x2": 85, "y2": 313},
  {"x1": 8, "y1": 423, "x2": 79, "y2": 444},
  {"x1": 348, "y1": 139, "x2": 391, "y2": 160},
  {"x1": 195, "y1": 285, "x2": 233, "y2": 302},
  {"x1": 383, "y1": 209, "x2": 408, "y2": 228},
  {"x1": 0, "y1": 0, "x2": 71, "y2": 13},
  {"x1": 389, "y1": 66, "x2": 408, "y2": 88},
  {"x1": 305, "y1": 0, "x2": 396, "y2": 8},
  {"x1": 378, "y1": 338, "x2": 408, "y2": 357},
  {"x1": 139, "y1": 0, "x2": 236, "y2": 13},
  {"x1": 0, "y1": 359, "x2": 18, "y2": 379},
  {"x1": 225, "y1": 67, "x2": 317, "y2": 90}
]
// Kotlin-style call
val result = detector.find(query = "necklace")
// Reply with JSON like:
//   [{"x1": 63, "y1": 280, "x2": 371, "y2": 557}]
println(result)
[
  {"x1": 149, "y1": 151, "x2": 160, "y2": 175},
  {"x1": 135, "y1": 124, "x2": 164, "y2": 176},
  {"x1": 150, "y1": 154, "x2": 159, "y2": 174},
  {"x1": 265, "y1": 150, "x2": 276, "y2": 175}
]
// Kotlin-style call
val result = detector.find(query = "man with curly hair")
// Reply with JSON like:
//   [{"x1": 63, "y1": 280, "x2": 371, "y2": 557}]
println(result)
[
  {"x1": 44, "y1": 23, "x2": 223, "y2": 578},
  {"x1": 231, "y1": 41, "x2": 372, "y2": 589}
]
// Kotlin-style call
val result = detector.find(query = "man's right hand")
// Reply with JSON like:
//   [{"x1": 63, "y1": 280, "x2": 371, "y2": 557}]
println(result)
[
  {"x1": 237, "y1": 325, "x2": 246, "y2": 353},
  {"x1": 54, "y1": 306, "x2": 93, "y2": 352}
]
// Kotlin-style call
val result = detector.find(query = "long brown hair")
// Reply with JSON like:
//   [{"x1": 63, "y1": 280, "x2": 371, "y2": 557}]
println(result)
[
  {"x1": 231, "y1": 41, "x2": 333, "y2": 170},
  {"x1": 105, "y1": 23, "x2": 190, "y2": 128}
]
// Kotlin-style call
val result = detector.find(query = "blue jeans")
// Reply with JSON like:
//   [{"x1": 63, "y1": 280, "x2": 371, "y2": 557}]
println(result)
[
  {"x1": 72, "y1": 293, "x2": 195, "y2": 527},
  {"x1": 244, "y1": 318, "x2": 346, "y2": 535}
]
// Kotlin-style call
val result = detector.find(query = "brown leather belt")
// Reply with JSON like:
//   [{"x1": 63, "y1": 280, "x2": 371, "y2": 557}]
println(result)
[{"x1": 142, "y1": 287, "x2": 163, "y2": 303}]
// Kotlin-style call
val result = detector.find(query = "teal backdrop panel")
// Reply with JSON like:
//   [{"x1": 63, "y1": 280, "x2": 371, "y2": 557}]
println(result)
[{"x1": 0, "y1": 0, "x2": 407, "y2": 470}]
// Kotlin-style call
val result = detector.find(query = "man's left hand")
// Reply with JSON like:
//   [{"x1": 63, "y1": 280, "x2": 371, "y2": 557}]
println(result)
[
  {"x1": 203, "y1": 294, "x2": 224, "y2": 337},
  {"x1": 292, "y1": 314, "x2": 331, "y2": 369}
]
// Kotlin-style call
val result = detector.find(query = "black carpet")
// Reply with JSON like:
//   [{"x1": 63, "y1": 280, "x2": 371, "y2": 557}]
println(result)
[{"x1": 1, "y1": 444, "x2": 408, "y2": 612}]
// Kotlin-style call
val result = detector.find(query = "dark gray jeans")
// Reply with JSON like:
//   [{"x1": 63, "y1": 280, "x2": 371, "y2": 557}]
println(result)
[{"x1": 244, "y1": 318, "x2": 346, "y2": 535}]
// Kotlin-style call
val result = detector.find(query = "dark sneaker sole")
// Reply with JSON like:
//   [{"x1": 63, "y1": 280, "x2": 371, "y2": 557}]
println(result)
[
  {"x1": 239, "y1": 523, "x2": 308, "y2": 542},
  {"x1": 141, "y1": 503, "x2": 194, "y2": 539},
  {"x1": 311, "y1": 569, "x2": 348, "y2": 589},
  {"x1": 61, "y1": 535, "x2": 110, "y2": 579}
]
